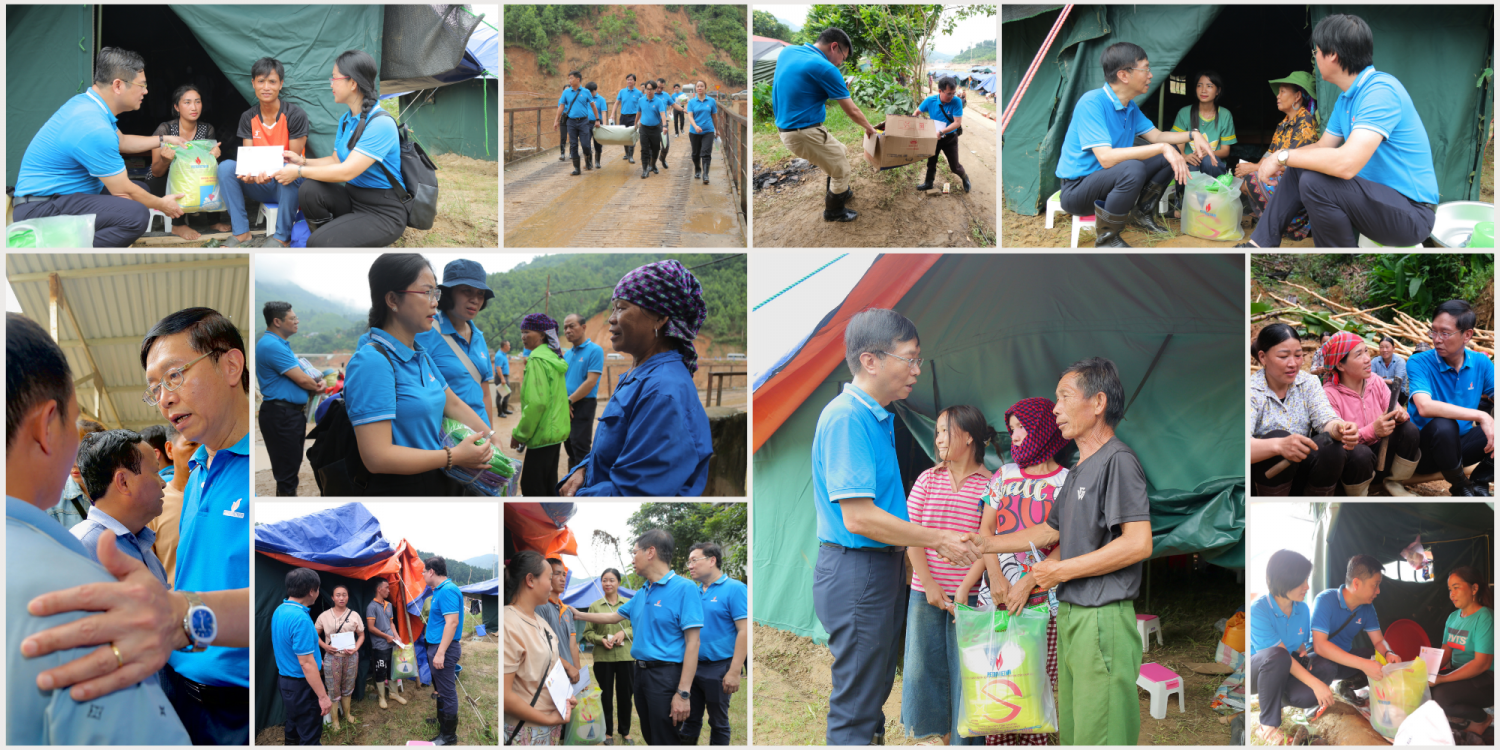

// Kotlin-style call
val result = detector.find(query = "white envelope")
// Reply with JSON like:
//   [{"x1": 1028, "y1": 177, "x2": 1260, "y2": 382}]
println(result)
[
  {"x1": 1419, "y1": 646, "x2": 1443, "y2": 683},
  {"x1": 235, "y1": 145, "x2": 286, "y2": 176},
  {"x1": 330, "y1": 632, "x2": 356, "y2": 650},
  {"x1": 544, "y1": 657, "x2": 571, "y2": 716}
]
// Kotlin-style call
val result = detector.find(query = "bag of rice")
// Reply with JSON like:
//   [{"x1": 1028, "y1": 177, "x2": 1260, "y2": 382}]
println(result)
[
  {"x1": 955, "y1": 604, "x2": 1058, "y2": 737},
  {"x1": 166, "y1": 140, "x2": 224, "y2": 213}
]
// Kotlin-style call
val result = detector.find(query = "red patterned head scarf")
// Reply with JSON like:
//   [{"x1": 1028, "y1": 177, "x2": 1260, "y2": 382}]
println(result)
[
  {"x1": 1004, "y1": 397, "x2": 1068, "y2": 468},
  {"x1": 1321, "y1": 331, "x2": 1364, "y2": 385}
]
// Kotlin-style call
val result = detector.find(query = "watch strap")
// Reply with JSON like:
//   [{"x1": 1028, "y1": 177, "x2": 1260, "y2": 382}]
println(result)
[{"x1": 182, "y1": 591, "x2": 209, "y2": 652}]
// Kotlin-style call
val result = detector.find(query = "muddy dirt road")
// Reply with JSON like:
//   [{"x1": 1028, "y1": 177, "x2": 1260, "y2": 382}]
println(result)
[
  {"x1": 753, "y1": 110, "x2": 996, "y2": 248},
  {"x1": 504, "y1": 131, "x2": 745, "y2": 247}
]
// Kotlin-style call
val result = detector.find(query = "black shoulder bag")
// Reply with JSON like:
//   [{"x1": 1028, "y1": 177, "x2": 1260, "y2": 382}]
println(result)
[
  {"x1": 1327, "y1": 608, "x2": 1361, "y2": 643},
  {"x1": 938, "y1": 98, "x2": 963, "y2": 138},
  {"x1": 505, "y1": 627, "x2": 557, "y2": 745},
  {"x1": 348, "y1": 108, "x2": 439, "y2": 230}
]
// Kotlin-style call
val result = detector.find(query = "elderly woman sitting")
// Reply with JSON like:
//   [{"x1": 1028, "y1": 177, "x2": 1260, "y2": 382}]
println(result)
[
  {"x1": 560, "y1": 260, "x2": 713, "y2": 496},
  {"x1": 1234, "y1": 72, "x2": 1321, "y2": 243}
]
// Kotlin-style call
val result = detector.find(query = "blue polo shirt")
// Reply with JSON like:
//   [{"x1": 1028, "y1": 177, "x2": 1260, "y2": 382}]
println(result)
[
  {"x1": 417, "y1": 312, "x2": 494, "y2": 428},
  {"x1": 426, "y1": 579, "x2": 465, "y2": 644},
  {"x1": 772, "y1": 44, "x2": 851, "y2": 130},
  {"x1": 346, "y1": 328, "x2": 451, "y2": 451},
  {"x1": 1324, "y1": 66, "x2": 1438, "y2": 205},
  {"x1": 272, "y1": 599, "x2": 321, "y2": 677},
  {"x1": 256, "y1": 331, "x2": 309, "y2": 405},
  {"x1": 565, "y1": 339, "x2": 605, "y2": 399},
  {"x1": 160, "y1": 465, "x2": 175, "y2": 482},
  {"x1": 638, "y1": 94, "x2": 672, "y2": 128},
  {"x1": 593, "y1": 93, "x2": 608, "y2": 122},
  {"x1": 1056, "y1": 85, "x2": 1156, "y2": 180},
  {"x1": 495, "y1": 350, "x2": 510, "y2": 377},
  {"x1": 1406, "y1": 348, "x2": 1495, "y2": 435},
  {"x1": 617, "y1": 87, "x2": 645, "y2": 116},
  {"x1": 14, "y1": 88, "x2": 126, "y2": 197},
  {"x1": 167, "y1": 431, "x2": 251, "y2": 688},
  {"x1": 335, "y1": 110, "x2": 405, "y2": 190},
  {"x1": 918, "y1": 94, "x2": 964, "y2": 127},
  {"x1": 1249, "y1": 594, "x2": 1312, "y2": 657},
  {"x1": 71, "y1": 506, "x2": 169, "y2": 588},
  {"x1": 559, "y1": 86, "x2": 595, "y2": 119},
  {"x1": 1311, "y1": 586, "x2": 1382, "y2": 652},
  {"x1": 686, "y1": 97, "x2": 718, "y2": 134},
  {"x1": 812, "y1": 383, "x2": 908, "y2": 548},
  {"x1": 698, "y1": 574, "x2": 748, "y2": 662},
  {"x1": 617, "y1": 570, "x2": 704, "y2": 662}
]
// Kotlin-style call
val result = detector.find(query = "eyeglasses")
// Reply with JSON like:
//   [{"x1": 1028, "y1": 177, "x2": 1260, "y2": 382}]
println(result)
[
  {"x1": 329, "y1": 76, "x2": 351, "y2": 83},
  {"x1": 394, "y1": 288, "x2": 443, "y2": 303},
  {"x1": 1128, "y1": 66, "x2": 1151, "y2": 74},
  {"x1": 1429, "y1": 328, "x2": 1463, "y2": 341},
  {"x1": 123, "y1": 79, "x2": 148, "y2": 89},
  {"x1": 142, "y1": 351, "x2": 220, "y2": 406},
  {"x1": 878, "y1": 351, "x2": 924, "y2": 371}
]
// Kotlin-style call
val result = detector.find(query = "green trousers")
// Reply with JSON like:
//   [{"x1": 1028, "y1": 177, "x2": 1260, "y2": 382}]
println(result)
[{"x1": 1056, "y1": 599, "x2": 1143, "y2": 745}]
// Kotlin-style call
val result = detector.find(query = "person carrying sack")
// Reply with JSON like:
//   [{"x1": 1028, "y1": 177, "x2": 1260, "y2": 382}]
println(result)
[{"x1": 554, "y1": 71, "x2": 601, "y2": 176}]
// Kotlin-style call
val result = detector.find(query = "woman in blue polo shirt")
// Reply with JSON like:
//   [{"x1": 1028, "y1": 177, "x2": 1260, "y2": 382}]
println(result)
[
  {"x1": 417, "y1": 259, "x2": 497, "y2": 429},
  {"x1": 685, "y1": 80, "x2": 719, "y2": 184},
  {"x1": 1432, "y1": 566, "x2": 1494, "y2": 737},
  {"x1": 635, "y1": 82, "x2": 678, "y2": 179},
  {"x1": 1249, "y1": 550, "x2": 1330, "y2": 745},
  {"x1": 913, "y1": 76, "x2": 970, "y2": 194},
  {"x1": 344, "y1": 253, "x2": 494, "y2": 495},
  {"x1": 274, "y1": 49, "x2": 406, "y2": 247}
]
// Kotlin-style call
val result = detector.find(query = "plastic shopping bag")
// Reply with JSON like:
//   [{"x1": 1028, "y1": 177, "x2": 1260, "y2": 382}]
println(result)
[
  {"x1": 1394, "y1": 700, "x2": 1455, "y2": 745},
  {"x1": 1220, "y1": 611, "x2": 1246, "y2": 654},
  {"x1": 7, "y1": 213, "x2": 96, "y2": 247},
  {"x1": 439, "y1": 418, "x2": 515, "y2": 496},
  {"x1": 1181, "y1": 171, "x2": 1244, "y2": 242},
  {"x1": 955, "y1": 603, "x2": 1058, "y2": 737},
  {"x1": 1369, "y1": 657, "x2": 1431, "y2": 740},
  {"x1": 563, "y1": 687, "x2": 607, "y2": 745},
  {"x1": 166, "y1": 140, "x2": 224, "y2": 213},
  {"x1": 393, "y1": 641, "x2": 418, "y2": 680}
]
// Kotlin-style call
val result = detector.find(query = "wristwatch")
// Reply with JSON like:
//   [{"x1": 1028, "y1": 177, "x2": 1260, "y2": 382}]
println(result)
[
  {"x1": 1277, "y1": 149, "x2": 1291, "y2": 167},
  {"x1": 677, "y1": 690, "x2": 691, "y2": 700},
  {"x1": 180, "y1": 591, "x2": 218, "y2": 653}
]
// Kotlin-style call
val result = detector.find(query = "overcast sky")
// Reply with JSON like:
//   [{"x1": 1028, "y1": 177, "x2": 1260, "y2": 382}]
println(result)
[
  {"x1": 559, "y1": 502, "x2": 643, "y2": 581},
  {"x1": 767, "y1": 5, "x2": 997, "y2": 54},
  {"x1": 255, "y1": 253, "x2": 539, "y2": 310},
  {"x1": 256, "y1": 501, "x2": 499, "y2": 565}
]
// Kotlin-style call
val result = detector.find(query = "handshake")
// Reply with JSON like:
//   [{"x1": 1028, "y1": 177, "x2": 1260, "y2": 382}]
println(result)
[{"x1": 927, "y1": 532, "x2": 1068, "y2": 592}]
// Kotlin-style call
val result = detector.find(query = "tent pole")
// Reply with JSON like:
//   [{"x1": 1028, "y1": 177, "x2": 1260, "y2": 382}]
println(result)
[
  {"x1": 1001, "y1": 4, "x2": 1073, "y2": 136},
  {"x1": 1157, "y1": 81, "x2": 1165, "y2": 132}
]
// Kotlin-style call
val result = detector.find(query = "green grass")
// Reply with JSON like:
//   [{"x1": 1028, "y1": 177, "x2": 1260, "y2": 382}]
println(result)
[
  {"x1": 752, "y1": 105, "x2": 864, "y2": 168},
  {"x1": 580, "y1": 650, "x2": 747, "y2": 744}
]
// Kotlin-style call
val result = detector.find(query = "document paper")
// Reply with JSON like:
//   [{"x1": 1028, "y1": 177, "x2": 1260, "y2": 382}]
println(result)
[{"x1": 235, "y1": 146, "x2": 287, "y2": 177}]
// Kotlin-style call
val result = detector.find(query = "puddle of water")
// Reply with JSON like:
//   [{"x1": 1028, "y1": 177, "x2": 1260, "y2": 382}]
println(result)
[
  {"x1": 683, "y1": 210, "x2": 732, "y2": 234},
  {"x1": 505, "y1": 165, "x2": 634, "y2": 246}
]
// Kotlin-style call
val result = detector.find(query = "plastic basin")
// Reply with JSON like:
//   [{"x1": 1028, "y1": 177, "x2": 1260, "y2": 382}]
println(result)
[{"x1": 1429, "y1": 201, "x2": 1496, "y2": 248}]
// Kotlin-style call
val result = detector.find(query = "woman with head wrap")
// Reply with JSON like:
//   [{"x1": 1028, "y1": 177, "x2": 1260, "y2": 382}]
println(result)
[
  {"x1": 1319, "y1": 332, "x2": 1420, "y2": 496},
  {"x1": 559, "y1": 260, "x2": 713, "y2": 497},
  {"x1": 511, "y1": 313, "x2": 570, "y2": 496},
  {"x1": 954, "y1": 397, "x2": 1069, "y2": 746},
  {"x1": 1250, "y1": 324, "x2": 1359, "y2": 496}
]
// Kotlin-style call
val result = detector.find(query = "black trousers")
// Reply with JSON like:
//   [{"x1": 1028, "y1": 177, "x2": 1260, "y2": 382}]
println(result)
[
  {"x1": 1432, "y1": 668, "x2": 1494, "y2": 723},
  {"x1": 300, "y1": 180, "x2": 406, "y2": 248},
  {"x1": 924, "y1": 134, "x2": 968, "y2": 181},
  {"x1": 1059, "y1": 154, "x2": 1174, "y2": 216},
  {"x1": 640, "y1": 123, "x2": 663, "y2": 169},
  {"x1": 1250, "y1": 647, "x2": 1318, "y2": 728},
  {"x1": 1249, "y1": 167, "x2": 1436, "y2": 248},
  {"x1": 426, "y1": 640, "x2": 461, "y2": 715},
  {"x1": 1251, "y1": 430, "x2": 1347, "y2": 494},
  {"x1": 674, "y1": 109, "x2": 686, "y2": 135},
  {"x1": 278, "y1": 674, "x2": 324, "y2": 745},
  {"x1": 520, "y1": 442, "x2": 562, "y2": 496},
  {"x1": 594, "y1": 660, "x2": 635, "y2": 739},
  {"x1": 260, "y1": 399, "x2": 307, "y2": 496},
  {"x1": 566, "y1": 397, "x2": 597, "y2": 470},
  {"x1": 372, "y1": 650, "x2": 391, "y2": 682},
  {"x1": 689, "y1": 132, "x2": 714, "y2": 160},
  {"x1": 356, "y1": 468, "x2": 471, "y2": 497},
  {"x1": 566, "y1": 116, "x2": 593, "y2": 162},
  {"x1": 633, "y1": 660, "x2": 684, "y2": 746},
  {"x1": 1416, "y1": 416, "x2": 1497, "y2": 486},
  {"x1": 12, "y1": 181, "x2": 152, "y2": 247},
  {"x1": 162, "y1": 663, "x2": 250, "y2": 745},
  {"x1": 618, "y1": 113, "x2": 638, "y2": 157},
  {"x1": 681, "y1": 658, "x2": 732, "y2": 745}
]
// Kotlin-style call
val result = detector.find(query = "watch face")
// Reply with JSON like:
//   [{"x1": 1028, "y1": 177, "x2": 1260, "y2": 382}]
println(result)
[{"x1": 190, "y1": 608, "x2": 216, "y2": 640}]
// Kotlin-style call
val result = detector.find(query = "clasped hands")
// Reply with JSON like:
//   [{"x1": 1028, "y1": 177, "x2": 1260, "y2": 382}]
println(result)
[{"x1": 929, "y1": 534, "x2": 1066, "y2": 591}]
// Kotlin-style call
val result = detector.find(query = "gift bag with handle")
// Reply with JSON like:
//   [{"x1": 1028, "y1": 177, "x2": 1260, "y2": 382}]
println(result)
[
  {"x1": 393, "y1": 641, "x2": 418, "y2": 680},
  {"x1": 165, "y1": 140, "x2": 224, "y2": 213},
  {"x1": 563, "y1": 686, "x2": 607, "y2": 745},
  {"x1": 955, "y1": 603, "x2": 1058, "y2": 737},
  {"x1": 1181, "y1": 171, "x2": 1244, "y2": 242},
  {"x1": 1368, "y1": 657, "x2": 1431, "y2": 740}
]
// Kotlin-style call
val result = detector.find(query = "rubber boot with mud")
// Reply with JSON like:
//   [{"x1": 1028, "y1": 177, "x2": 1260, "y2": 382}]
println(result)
[
  {"x1": 1342, "y1": 477, "x2": 1374, "y2": 497},
  {"x1": 571, "y1": 158, "x2": 581, "y2": 176},
  {"x1": 692, "y1": 158, "x2": 701, "y2": 181},
  {"x1": 1384, "y1": 450, "x2": 1420, "y2": 496},
  {"x1": 960, "y1": 173, "x2": 971, "y2": 193},
  {"x1": 584, "y1": 155, "x2": 594, "y2": 171},
  {"x1": 389, "y1": 681, "x2": 408, "y2": 705},
  {"x1": 823, "y1": 182, "x2": 857, "y2": 222},
  {"x1": 342, "y1": 695, "x2": 357, "y2": 726},
  {"x1": 701, "y1": 156, "x2": 711, "y2": 184},
  {"x1": 1091, "y1": 200, "x2": 1130, "y2": 247},
  {"x1": 430, "y1": 712, "x2": 459, "y2": 746},
  {"x1": 1128, "y1": 181, "x2": 1172, "y2": 234},
  {"x1": 916, "y1": 165, "x2": 936, "y2": 191},
  {"x1": 378, "y1": 682, "x2": 389, "y2": 709},
  {"x1": 625, "y1": 145, "x2": 635, "y2": 164}
]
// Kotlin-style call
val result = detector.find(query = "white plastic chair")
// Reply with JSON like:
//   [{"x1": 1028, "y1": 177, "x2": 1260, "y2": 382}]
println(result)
[{"x1": 1045, "y1": 189, "x2": 1094, "y2": 248}]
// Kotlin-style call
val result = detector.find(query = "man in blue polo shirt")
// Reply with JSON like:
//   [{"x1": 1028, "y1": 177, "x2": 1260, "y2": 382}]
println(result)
[
  {"x1": 682, "y1": 542, "x2": 748, "y2": 746},
  {"x1": 1406, "y1": 299, "x2": 1495, "y2": 496},
  {"x1": 587, "y1": 82, "x2": 610, "y2": 168},
  {"x1": 423, "y1": 556, "x2": 465, "y2": 745},
  {"x1": 1243, "y1": 14, "x2": 1438, "y2": 249},
  {"x1": 12, "y1": 47, "x2": 192, "y2": 247},
  {"x1": 1055, "y1": 42, "x2": 1208, "y2": 247},
  {"x1": 574, "y1": 529, "x2": 705, "y2": 746},
  {"x1": 811, "y1": 308, "x2": 978, "y2": 745},
  {"x1": 495, "y1": 340, "x2": 514, "y2": 417},
  {"x1": 257, "y1": 301, "x2": 326, "y2": 496},
  {"x1": 70, "y1": 430, "x2": 170, "y2": 587},
  {"x1": 1309, "y1": 555, "x2": 1400, "y2": 704},
  {"x1": 142, "y1": 307, "x2": 253, "y2": 745},
  {"x1": 555, "y1": 71, "x2": 602, "y2": 175},
  {"x1": 773, "y1": 27, "x2": 879, "y2": 223},
  {"x1": 614, "y1": 74, "x2": 646, "y2": 164},
  {"x1": 272, "y1": 567, "x2": 332, "y2": 745},
  {"x1": 562, "y1": 313, "x2": 605, "y2": 471}
]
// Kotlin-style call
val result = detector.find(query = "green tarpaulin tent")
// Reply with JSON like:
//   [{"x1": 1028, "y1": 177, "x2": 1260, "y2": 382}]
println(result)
[
  {"x1": 1002, "y1": 5, "x2": 1494, "y2": 215},
  {"x1": 399, "y1": 77, "x2": 499, "y2": 161},
  {"x1": 752, "y1": 254, "x2": 1245, "y2": 642}
]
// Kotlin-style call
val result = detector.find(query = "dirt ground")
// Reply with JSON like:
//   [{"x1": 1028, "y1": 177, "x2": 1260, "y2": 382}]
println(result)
[
  {"x1": 752, "y1": 93, "x2": 996, "y2": 248},
  {"x1": 575, "y1": 650, "x2": 748, "y2": 745},
  {"x1": 1249, "y1": 687, "x2": 1495, "y2": 746},
  {"x1": 256, "y1": 634, "x2": 498, "y2": 746}
]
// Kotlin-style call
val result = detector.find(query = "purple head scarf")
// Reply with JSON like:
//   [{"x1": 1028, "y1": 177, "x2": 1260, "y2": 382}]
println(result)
[
  {"x1": 612, "y1": 260, "x2": 707, "y2": 374},
  {"x1": 520, "y1": 314, "x2": 563, "y2": 357}
]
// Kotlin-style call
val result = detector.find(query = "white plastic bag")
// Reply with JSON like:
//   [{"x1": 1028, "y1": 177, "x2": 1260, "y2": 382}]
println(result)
[
  {"x1": 1369, "y1": 658, "x2": 1432, "y2": 740},
  {"x1": 591, "y1": 125, "x2": 639, "y2": 146},
  {"x1": 7, "y1": 213, "x2": 96, "y2": 247},
  {"x1": 1181, "y1": 171, "x2": 1244, "y2": 242},
  {"x1": 1393, "y1": 700, "x2": 1455, "y2": 745}
]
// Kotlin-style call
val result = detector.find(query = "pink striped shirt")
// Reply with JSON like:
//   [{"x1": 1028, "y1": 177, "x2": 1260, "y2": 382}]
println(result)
[{"x1": 907, "y1": 465, "x2": 989, "y2": 596}]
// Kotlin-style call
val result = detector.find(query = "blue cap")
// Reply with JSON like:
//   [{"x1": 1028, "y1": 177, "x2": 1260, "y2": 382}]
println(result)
[{"x1": 439, "y1": 259, "x2": 494, "y2": 302}]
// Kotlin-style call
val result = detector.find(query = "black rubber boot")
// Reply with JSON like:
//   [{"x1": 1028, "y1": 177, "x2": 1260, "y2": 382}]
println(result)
[
  {"x1": 1128, "y1": 181, "x2": 1171, "y2": 234},
  {"x1": 642, "y1": 164, "x2": 650, "y2": 179},
  {"x1": 626, "y1": 145, "x2": 635, "y2": 164},
  {"x1": 701, "y1": 156, "x2": 711, "y2": 184},
  {"x1": 584, "y1": 155, "x2": 594, "y2": 171},
  {"x1": 828, "y1": 176, "x2": 853, "y2": 204},
  {"x1": 570, "y1": 158, "x2": 581, "y2": 176},
  {"x1": 692, "y1": 158, "x2": 701, "y2": 180},
  {"x1": 430, "y1": 712, "x2": 459, "y2": 745},
  {"x1": 559, "y1": 146, "x2": 567, "y2": 161},
  {"x1": 824, "y1": 183, "x2": 857, "y2": 222},
  {"x1": 1092, "y1": 200, "x2": 1130, "y2": 247},
  {"x1": 1443, "y1": 465, "x2": 1488, "y2": 496},
  {"x1": 960, "y1": 173, "x2": 971, "y2": 193},
  {"x1": 916, "y1": 166, "x2": 936, "y2": 191}
]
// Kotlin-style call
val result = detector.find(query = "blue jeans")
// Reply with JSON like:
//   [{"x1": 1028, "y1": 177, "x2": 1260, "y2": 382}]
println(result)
[
  {"x1": 216, "y1": 159, "x2": 303, "y2": 240},
  {"x1": 901, "y1": 589, "x2": 982, "y2": 744}
]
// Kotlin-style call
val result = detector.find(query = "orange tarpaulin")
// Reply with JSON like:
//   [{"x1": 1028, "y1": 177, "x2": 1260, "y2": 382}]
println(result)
[
  {"x1": 505, "y1": 502, "x2": 578, "y2": 560},
  {"x1": 259, "y1": 539, "x2": 430, "y2": 643},
  {"x1": 752, "y1": 253, "x2": 941, "y2": 453}
]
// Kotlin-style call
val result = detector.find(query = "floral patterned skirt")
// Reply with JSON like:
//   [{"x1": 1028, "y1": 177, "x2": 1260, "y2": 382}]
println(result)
[
  {"x1": 504, "y1": 723, "x2": 563, "y2": 745},
  {"x1": 1245, "y1": 170, "x2": 1312, "y2": 241}
]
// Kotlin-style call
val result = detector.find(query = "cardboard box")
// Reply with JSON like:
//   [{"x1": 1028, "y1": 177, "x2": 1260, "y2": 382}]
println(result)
[{"x1": 863, "y1": 115, "x2": 940, "y2": 169}]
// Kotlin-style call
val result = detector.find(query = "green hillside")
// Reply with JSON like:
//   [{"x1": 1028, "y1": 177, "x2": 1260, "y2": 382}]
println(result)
[
  {"x1": 413, "y1": 548, "x2": 494, "y2": 587},
  {"x1": 253, "y1": 280, "x2": 364, "y2": 349},
  {"x1": 952, "y1": 39, "x2": 996, "y2": 65}
]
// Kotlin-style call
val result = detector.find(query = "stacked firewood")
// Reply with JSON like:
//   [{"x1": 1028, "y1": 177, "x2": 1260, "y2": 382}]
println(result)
[{"x1": 1254, "y1": 281, "x2": 1494, "y2": 360}]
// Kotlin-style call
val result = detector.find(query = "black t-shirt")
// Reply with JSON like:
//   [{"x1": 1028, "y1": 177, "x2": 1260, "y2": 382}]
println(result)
[
  {"x1": 236, "y1": 100, "x2": 310, "y2": 156},
  {"x1": 1046, "y1": 436, "x2": 1152, "y2": 607}
]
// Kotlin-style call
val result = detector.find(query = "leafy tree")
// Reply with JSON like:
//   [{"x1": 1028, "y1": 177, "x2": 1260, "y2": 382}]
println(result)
[
  {"x1": 627, "y1": 503, "x2": 746, "y2": 581},
  {"x1": 801, "y1": 4, "x2": 996, "y2": 105},
  {"x1": 951, "y1": 39, "x2": 996, "y2": 65},
  {"x1": 753, "y1": 10, "x2": 793, "y2": 41}
]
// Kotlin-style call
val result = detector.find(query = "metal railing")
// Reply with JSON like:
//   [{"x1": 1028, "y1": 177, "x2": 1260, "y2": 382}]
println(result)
[
  {"x1": 712, "y1": 101, "x2": 749, "y2": 221},
  {"x1": 504, "y1": 106, "x2": 562, "y2": 164}
]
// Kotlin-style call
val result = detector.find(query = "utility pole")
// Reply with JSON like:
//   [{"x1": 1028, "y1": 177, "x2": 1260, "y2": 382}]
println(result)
[{"x1": 544, "y1": 273, "x2": 551, "y2": 315}]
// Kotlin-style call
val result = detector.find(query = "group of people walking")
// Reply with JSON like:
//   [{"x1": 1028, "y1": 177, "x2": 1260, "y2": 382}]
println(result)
[{"x1": 554, "y1": 72, "x2": 720, "y2": 183}]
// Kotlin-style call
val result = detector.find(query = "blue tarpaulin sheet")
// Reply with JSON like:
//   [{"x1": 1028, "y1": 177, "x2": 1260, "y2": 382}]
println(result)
[
  {"x1": 460, "y1": 577, "x2": 500, "y2": 596},
  {"x1": 252, "y1": 502, "x2": 394, "y2": 567},
  {"x1": 563, "y1": 575, "x2": 636, "y2": 609}
]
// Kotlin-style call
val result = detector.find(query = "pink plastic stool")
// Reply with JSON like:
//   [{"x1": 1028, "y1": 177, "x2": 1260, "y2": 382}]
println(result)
[
  {"x1": 1136, "y1": 613, "x2": 1163, "y2": 653},
  {"x1": 1136, "y1": 662, "x2": 1184, "y2": 719}
]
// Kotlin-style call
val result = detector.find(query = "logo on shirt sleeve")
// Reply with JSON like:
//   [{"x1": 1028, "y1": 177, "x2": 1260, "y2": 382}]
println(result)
[{"x1": 223, "y1": 498, "x2": 246, "y2": 519}]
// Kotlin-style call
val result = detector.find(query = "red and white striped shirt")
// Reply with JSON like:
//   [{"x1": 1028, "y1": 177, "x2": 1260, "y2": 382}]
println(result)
[{"x1": 907, "y1": 465, "x2": 989, "y2": 596}]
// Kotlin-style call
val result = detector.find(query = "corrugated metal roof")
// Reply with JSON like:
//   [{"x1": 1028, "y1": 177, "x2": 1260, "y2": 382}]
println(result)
[{"x1": 6, "y1": 253, "x2": 250, "y2": 430}]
